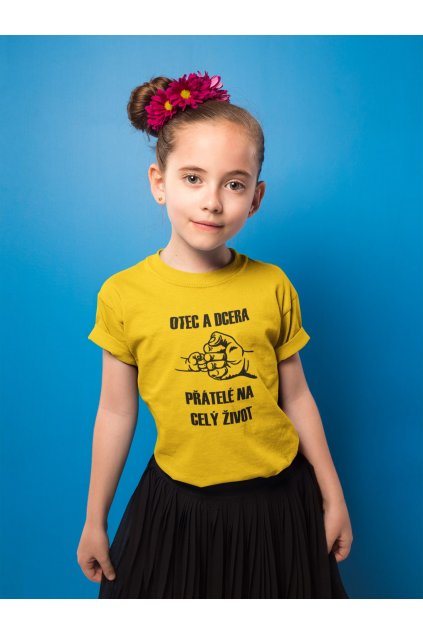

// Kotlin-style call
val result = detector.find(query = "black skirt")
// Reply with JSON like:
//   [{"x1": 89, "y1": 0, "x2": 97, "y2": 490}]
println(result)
[{"x1": 99, "y1": 450, "x2": 349, "y2": 598}]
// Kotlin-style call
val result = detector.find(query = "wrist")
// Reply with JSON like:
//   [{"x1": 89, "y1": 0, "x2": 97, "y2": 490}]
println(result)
[
  {"x1": 322, "y1": 492, "x2": 346, "y2": 509},
  {"x1": 85, "y1": 514, "x2": 108, "y2": 530}
]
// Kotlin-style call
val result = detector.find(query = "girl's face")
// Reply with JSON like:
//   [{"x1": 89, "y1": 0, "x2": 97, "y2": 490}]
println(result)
[{"x1": 148, "y1": 120, "x2": 266, "y2": 254}]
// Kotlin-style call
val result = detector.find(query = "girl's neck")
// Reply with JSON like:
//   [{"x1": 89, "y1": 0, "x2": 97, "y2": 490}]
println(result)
[{"x1": 158, "y1": 240, "x2": 234, "y2": 274}]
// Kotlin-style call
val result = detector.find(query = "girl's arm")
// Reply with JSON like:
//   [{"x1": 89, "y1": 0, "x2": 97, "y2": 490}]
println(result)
[
  {"x1": 278, "y1": 352, "x2": 345, "y2": 505},
  {"x1": 278, "y1": 352, "x2": 353, "y2": 561},
  {"x1": 85, "y1": 350, "x2": 139, "y2": 529}
]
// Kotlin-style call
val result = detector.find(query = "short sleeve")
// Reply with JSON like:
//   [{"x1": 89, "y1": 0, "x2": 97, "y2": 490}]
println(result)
[
  {"x1": 87, "y1": 279, "x2": 137, "y2": 366},
  {"x1": 274, "y1": 273, "x2": 311, "y2": 363}
]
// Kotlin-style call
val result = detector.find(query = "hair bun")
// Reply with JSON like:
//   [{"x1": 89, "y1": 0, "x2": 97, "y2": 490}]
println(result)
[{"x1": 127, "y1": 76, "x2": 171, "y2": 137}]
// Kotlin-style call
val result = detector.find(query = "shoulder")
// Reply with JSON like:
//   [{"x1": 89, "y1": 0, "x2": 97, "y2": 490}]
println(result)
[
  {"x1": 245, "y1": 254, "x2": 302, "y2": 316},
  {"x1": 245, "y1": 254, "x2": 296, "y2": 291},
  {"x1": 94, "y1": 259, "x2": 145, "y2": 306}
]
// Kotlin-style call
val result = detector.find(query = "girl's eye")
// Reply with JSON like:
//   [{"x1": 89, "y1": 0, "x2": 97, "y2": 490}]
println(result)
[
  {"x1": 228, "y1": 181, "x2": 245, "y2": 191},
  {"x1": 184, "y1": 174, "x2": 200, "y2": 184},
  {"x1": 183, "y1": 175, "x2": 245, "y2": 191}
]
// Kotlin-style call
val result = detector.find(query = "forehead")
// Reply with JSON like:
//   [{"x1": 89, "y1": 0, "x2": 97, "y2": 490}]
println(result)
[{"x1": 168, "y1": 121, "x2": 257, "y2": 169}]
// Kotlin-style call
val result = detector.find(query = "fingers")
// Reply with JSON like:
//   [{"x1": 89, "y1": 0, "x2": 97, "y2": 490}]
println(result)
[
  {"x1": 331, "y1": 539, "x2": 352, "y2": 562},
  {"x1": 78, "y1": 553, "x2": 116, "y2": 584},
  {"x1": 98, "y1": 555, "x2": 116, "y2": 581},
  {"x1": 333, "y1": 546, "x2": 350, "y2": 562},
  {"x1": 87, "y1": 561, "x2": 105, "y2": 583}
]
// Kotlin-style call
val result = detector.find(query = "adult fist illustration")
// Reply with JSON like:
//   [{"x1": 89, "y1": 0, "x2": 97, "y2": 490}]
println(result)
[{"x1": 202, "y1": 331, "x2": 250, "y2": 380}]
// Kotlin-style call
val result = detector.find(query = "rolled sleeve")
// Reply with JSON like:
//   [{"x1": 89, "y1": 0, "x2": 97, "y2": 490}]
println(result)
[
  {"x1": 87, "y1": 281, "x2": 137, "y2": 366},
  {"x1": 274, "y1": 287, "x2": 310, "y2": 362}
]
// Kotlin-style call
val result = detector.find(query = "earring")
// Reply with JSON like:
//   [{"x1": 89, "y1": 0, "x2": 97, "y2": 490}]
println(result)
[{"x1": 158, "y1": 196, "x2": 163, "y2": 202}]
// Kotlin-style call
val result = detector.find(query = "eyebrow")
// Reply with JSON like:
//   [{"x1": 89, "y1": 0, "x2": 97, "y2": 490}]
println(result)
[{"x1": 177, "y1": 166, "x2": 253, "y2": 179}]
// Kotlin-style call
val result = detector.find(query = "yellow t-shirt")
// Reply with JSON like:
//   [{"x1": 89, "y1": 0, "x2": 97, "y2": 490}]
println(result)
[{"x1": 88, "y1": 247, "x2": 311, "y2": 487}]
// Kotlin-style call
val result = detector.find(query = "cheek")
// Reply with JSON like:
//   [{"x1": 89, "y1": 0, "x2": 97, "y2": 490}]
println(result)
[
  {"x1": 167, "y1": 203, "x2": 188, "y2": 224},
  {"x1": 230, "y1": 202, "x2": 251, "y2": 220},
  {"x1": 236, "y1": 210, "x2": 252, "y2": 228}
]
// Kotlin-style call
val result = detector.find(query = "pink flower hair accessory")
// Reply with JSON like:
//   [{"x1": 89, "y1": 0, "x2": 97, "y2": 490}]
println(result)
[{"x1": 145, "y1": 71, "x2": 230, "y2": 132}]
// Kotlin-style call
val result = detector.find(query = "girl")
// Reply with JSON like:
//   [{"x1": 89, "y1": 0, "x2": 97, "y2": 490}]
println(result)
[{"x1": 77, "y1": 70, "x2": 353, "y2": 599}]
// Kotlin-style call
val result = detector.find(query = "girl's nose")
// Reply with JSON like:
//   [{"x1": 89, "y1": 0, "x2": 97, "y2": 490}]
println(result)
[{"x1": 202, "y1": 189, "x2": 223, "y2": 212}]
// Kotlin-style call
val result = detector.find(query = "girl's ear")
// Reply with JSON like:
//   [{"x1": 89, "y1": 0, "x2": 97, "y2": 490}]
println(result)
[
  {"x1": 250, "y1": 180, "x2": 266, "y2": 214},
  {"x1": 148, "y1": 163, "x2": 166, "y2": 204}
]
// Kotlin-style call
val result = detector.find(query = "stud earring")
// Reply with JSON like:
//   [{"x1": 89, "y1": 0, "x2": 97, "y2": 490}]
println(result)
[{"x1": 158, "y1": 196, "x2": 163, "y2": 202}]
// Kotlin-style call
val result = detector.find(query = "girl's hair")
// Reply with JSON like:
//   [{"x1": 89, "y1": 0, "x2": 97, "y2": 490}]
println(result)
[{"x1": 127, "y1": 76, "x2": 265, "y2": 184}]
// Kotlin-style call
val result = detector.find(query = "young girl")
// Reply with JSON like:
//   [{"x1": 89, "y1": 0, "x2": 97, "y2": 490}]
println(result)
[{"x1": 77, "y1": 70, "x2": 353, "y2": 599}]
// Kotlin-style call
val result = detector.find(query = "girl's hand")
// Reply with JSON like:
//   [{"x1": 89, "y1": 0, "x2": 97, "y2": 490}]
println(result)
[
  {"x1": 322, "y1": 498, "x2": 353, "y2": 562},
  {"x1": 76, "y1": 522, "x2": 116, "y2": 583}
]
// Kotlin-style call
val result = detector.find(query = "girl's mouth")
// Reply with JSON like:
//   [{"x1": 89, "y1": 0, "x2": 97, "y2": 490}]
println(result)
[{"x1": 191, "y1": 221, "x2": 224, "y2": 231}]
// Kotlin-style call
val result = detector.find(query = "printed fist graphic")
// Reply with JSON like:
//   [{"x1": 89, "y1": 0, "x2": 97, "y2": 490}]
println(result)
[
  {"x1": 180, "y1": 330, "x2": 256, "y2": 380},
  {"x1": 185, "y1": 351, "x2": 208, "y2": 373},
  {"x1": 203, "y1": 331, "x2": 250, "y2": 380}
]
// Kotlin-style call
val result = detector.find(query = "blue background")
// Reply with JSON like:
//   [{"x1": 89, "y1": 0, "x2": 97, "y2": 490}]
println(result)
[{"x1": 1, "y1": 35, "x2": 422, "y2": 599}]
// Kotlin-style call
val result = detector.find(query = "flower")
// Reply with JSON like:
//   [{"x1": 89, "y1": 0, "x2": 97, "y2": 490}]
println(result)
[
  {"x1": 195, "y1": 71, "x2": 230, "y2": 102},
  {"x1": 145, "y1": 70, "x2": 230, "y2": 131},
  {"x1": 144, "y1": 87, "x2": 178, "y2": 131},
  {"x1": 166, "y1": 73, "x2": 206, "y2": 110}
]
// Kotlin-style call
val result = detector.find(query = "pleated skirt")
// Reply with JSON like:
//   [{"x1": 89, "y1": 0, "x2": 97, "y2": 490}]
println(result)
[{"x1": 98, "y1": 450, "x2": 349, "y2": 599}]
